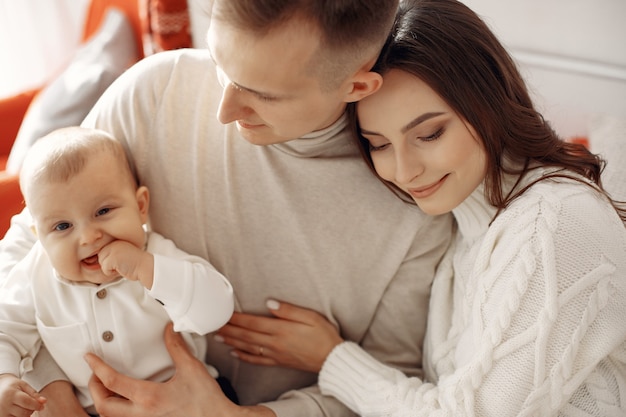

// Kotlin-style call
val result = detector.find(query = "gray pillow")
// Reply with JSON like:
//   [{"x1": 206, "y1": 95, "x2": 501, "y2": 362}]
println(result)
[{"x1": 6, "y1": 8, "x2": 138, "y2": 175}]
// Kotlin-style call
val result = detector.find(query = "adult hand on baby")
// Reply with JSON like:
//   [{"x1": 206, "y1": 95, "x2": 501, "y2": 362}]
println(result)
[
  {"x1": 85, "y1": 323, "x2": 274, "y2": 417},
  {"x1": 216, "y1": 300, "x2": 344, "y2": 373}
]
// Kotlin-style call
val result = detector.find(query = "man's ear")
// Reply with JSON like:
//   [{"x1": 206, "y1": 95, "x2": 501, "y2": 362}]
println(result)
[
  {"x1": 136, "y1": 185, "x2": 150, "y2": 224},
  {"x1": 343, "y1": 70, "x2": 383, "y2": 103},
  {"x1": 345, "y1": 70, "x2": 383, "y2": 103}
]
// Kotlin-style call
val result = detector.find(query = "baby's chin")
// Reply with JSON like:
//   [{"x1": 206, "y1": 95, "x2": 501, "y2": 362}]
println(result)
[{"x1": 61, "y1": 270, "x2": 122, "y2": 286}]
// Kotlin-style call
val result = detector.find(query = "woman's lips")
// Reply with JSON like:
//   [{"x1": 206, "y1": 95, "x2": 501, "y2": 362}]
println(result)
[{"x1": 407, "y1": 175, "x2": 448, "y2": 199}]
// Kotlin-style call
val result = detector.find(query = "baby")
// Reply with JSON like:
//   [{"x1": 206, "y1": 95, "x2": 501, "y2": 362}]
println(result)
[{"x1": 0, "y1": 127, "x2": 234, "y2": 416}]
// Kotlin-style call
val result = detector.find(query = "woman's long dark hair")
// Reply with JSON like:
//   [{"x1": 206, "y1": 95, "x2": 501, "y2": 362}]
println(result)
[{"x1": 351, "y1": 0, "x2": 626, "y2": 222}]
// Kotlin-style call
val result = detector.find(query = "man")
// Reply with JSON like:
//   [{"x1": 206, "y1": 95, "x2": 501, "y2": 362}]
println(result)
[{"x1": 0, "y1": 1, "x2": 452, "y2": 416}]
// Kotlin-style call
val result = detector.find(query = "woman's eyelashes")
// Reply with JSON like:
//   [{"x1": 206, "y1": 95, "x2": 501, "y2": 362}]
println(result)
[
  {"x1": 366, "y1": 127, "x2": 445, "y2": 152},
  {"x1": 368, "y1": 141, "x2": 390, "y2": 152},
  {"x1": 419, "y1": 127, "x2": 444, "y2": 142}
]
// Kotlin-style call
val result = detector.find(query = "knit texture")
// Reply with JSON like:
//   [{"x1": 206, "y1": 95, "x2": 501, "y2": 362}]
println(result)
[{"x1": 320, "y1": 173, "x2": 626, "y2": 416}]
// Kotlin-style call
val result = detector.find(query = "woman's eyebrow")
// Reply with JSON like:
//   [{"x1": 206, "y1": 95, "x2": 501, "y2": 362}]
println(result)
[
  {"x1": 360, "y1": 111, "x2": 446, "y2": 137},
  {"x1": 400, "y1": 112, "x2": 445, "y2": 133}
]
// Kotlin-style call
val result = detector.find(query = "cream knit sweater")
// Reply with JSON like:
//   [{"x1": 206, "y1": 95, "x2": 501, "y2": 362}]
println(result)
[{"x1": 320, "y1": 173, "x2": 626, "y2": 416}]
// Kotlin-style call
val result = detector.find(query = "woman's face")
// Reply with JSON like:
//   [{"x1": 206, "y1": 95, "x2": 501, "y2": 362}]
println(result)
[{"x1": 357, "y1": 69, "x2": 488, "y2": 215}]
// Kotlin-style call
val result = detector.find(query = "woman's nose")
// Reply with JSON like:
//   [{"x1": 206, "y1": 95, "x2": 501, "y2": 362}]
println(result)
[{"x1": 394, "y1": 149, "x2": 423, "y2": 185}]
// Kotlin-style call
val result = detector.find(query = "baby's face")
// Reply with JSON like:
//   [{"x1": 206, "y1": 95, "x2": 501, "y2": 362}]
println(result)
[{"x1": 27, "y1": 153, "x2": 148, "y2": 284}]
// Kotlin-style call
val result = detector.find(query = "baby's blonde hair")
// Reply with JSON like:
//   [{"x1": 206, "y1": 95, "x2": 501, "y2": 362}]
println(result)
[{"x1": 19, "y1": 127, "x2": 136, "y2": 204}]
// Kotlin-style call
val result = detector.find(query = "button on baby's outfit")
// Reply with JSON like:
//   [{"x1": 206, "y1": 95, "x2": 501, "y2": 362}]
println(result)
[
  {"x1": 102, "y1": 331, "x2": 114, "y2": 342},
  {"x1": 96, "y1": 289, "x2": 107, "y2": 299}
]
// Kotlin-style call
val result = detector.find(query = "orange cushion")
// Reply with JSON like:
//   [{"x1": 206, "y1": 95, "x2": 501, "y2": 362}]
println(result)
[
  {"x1": 0, "y1": 88, "x2": 40, "y2": 157},
  {"x1": 83, "y1": 0, "x2": 143, "y2": 57},
  {"x1": 0, "y1": 173, "x2": 23, "y2": 239}
]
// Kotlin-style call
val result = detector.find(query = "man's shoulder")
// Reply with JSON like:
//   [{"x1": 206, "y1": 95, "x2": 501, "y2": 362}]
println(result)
[{"x1": 118, "y1": 48, "x2": 213, "y2": 91}]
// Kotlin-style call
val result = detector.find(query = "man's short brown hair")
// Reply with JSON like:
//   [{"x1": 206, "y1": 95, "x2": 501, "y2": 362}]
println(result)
[{"x1": 212, "y1": 0, "x2": 399, "y2": 90}]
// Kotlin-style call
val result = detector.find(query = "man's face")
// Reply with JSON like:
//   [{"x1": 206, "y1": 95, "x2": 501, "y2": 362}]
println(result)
[{"x1": 207, "y1": 16, "x2": 351, "y2": 145}]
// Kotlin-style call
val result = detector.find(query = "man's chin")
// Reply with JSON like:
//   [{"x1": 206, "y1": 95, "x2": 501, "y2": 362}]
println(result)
[{"x1": 237, "y1": 125, "x2": 286, "y2": 146}]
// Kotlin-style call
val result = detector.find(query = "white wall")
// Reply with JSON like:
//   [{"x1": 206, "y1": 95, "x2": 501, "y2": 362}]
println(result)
[
  {"x1": 461, "y1": 0, "x2": 626, "y2": 138},
  {"x1": 0, "y1": 0, "x2": 90, "y2": 97}
]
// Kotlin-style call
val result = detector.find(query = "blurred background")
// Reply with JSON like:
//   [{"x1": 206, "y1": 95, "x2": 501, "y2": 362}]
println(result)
[{"x1": 1, "y1": 0, "x2": 624, "y2": 138}]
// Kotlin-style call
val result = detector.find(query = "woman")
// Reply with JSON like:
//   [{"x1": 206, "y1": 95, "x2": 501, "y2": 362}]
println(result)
[{"x1": 214, "y1": 0, "x2": 626, "y2": 415}]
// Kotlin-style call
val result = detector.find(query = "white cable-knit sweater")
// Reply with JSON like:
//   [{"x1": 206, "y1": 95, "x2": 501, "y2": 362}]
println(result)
[{"x1": 319, "y1": 172, "x2": 626, "y2": 416}]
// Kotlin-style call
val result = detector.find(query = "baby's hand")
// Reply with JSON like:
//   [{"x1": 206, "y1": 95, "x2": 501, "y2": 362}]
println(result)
[
  {"x1": 98, "y1": 240, "x2": 154, "y2": 288},
  {"x1": 0, "y1": 374, "x2": 46, "y2": 417},
  {"x1": 97, "y1": 240, "x2": 142, "y2": 280}
]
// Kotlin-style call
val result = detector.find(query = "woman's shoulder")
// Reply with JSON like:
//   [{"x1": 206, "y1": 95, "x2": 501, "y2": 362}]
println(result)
[{"x1": 497, "y1": 177, "x2": 625, "y2": 261}]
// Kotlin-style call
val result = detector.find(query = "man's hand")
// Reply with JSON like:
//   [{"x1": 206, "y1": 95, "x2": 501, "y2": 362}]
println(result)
[{"x1": 85, "y1": 323, "x2": 275, "y2": 417}]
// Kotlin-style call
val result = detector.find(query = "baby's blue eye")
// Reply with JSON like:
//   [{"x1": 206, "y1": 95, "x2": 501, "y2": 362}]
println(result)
[{"x1": 54, "y1": 222, "x2": 71, "y2": 231}]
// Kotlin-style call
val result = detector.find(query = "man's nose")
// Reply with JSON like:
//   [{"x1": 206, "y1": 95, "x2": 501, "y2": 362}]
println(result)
[{"x1": 217, "y1": 84, "x2": 251, "y2": 124}]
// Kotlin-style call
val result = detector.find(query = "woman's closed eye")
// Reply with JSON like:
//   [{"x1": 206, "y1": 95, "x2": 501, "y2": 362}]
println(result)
[{"x1": 418, "y1": 127, "x2": 444, "y2": 142}]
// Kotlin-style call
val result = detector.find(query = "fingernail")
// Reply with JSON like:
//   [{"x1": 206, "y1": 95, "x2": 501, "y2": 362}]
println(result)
[
  {"x1": 230, "y1": 350, "x2": 239, "y2": 358},
  {"x1": 214, "y1": 334, "x2": 224, "y2": 343},
  {"x1": 83, "y1": 354, "x2": 93, "y2": 367},
  {"x1": 266, "y1": 299, "x2": 280, "y2": 310}
]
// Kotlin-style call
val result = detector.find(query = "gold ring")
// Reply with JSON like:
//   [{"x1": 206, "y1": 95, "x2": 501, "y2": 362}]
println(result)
[{"x1": 259, "y1": 346, "x2": 264, "y2": 356}]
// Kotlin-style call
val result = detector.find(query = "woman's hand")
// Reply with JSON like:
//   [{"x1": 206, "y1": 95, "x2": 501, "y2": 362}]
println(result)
[
  {"x1": 85, "y1": 323, "x2": 274, "y2": 417},
  {"x1": 216, "y1": 300, "x2": 344, "y2": 373}
]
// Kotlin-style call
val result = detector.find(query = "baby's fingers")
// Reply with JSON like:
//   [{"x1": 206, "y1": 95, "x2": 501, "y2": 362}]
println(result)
[{"x1": 8, "y1": 383, "x2": 46, "y2": 416}]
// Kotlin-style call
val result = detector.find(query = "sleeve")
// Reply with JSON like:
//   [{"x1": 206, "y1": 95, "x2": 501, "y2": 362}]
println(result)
[
  {"x1": 147, "y1": 233, "x2": 234, "y2": 335},
  {"x1": 0, "y1": 208, "x2": 37, "y2": 282},
  {"x1": 0, "y1": 251, "x2": 42, "y2": 377},
  {"x1": 0, "y1": 212, "x2": 70, "y2": 389},
  {"x1": 317, "y1": 192, "x2": 626, "y2": 417}
]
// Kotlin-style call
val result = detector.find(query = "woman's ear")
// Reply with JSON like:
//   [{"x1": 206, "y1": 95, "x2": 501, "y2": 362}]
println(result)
[
  {"x1": 343, "y1": 70, "x2": 383, "y2": 103},
  {"x1": 136, "y1": 185, "x2": 150, "y2": 224}
]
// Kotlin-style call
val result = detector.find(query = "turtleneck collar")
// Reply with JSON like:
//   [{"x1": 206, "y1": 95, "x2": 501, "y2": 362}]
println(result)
[
  {"x1": 452, "y1": 170, "x2": 526, "y2": 242},
  {"x1": 271, "y1": 114, "x2": 354, "y2": 158},
  {"x1": 452, "y1": 183, "x2": 496, "y2": 242}
]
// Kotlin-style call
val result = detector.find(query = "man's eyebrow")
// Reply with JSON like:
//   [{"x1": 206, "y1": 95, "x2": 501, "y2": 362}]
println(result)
[
  {"x1": 208, "y1": 46, "x2": 285, "y2": 99},
  {"x1": 230, "y1": 81, "x2": 280, "y2": 99},
  {"x1": 360, "y1": 112, "x2": 446, "y2": 136}
]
